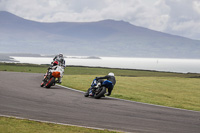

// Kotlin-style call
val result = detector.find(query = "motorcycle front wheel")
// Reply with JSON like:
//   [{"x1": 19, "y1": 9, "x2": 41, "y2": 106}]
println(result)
[
  {"x1": 84, "y1": 88, "x2": 90, "y2": 97},
  {"x1": 94, "y1": 87, "x2": 106, "y2": 99},
  {"x1": 40, "y1": 82, "x2": 45, "y2": 87},
  {"x1": 45, "y1": 77, "x2": 55, "y2": 88}
]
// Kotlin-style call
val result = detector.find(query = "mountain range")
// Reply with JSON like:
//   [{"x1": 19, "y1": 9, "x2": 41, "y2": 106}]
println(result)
[{"x1": 0, "y1": 11, "x2": 200, "y2": 58}]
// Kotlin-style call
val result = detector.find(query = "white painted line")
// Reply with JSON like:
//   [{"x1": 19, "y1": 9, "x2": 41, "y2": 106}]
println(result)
[
  {"x1": 107, "y1": 97, "x2": 200, "y2": 113},
  {"x1": 0, "y1": 114, "x2": 125, "y2": 133},
  {"x1": 56, "y1": 84, "x2": 200, "y2": 113},
  {"x1": 56, "y1": 84, "x2": 85, "y2": 93}
]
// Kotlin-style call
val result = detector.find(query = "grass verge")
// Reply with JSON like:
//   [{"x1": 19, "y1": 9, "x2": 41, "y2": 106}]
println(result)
[{"x1": 0, "y1": 116, "x2": 119, "y2": 133}]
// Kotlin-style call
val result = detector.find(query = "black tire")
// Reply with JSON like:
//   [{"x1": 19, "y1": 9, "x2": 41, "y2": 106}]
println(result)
[
  {"x1": 45, "y1": 77, "x2": 55, "y2": 88},
  {"x1": 84, "y1": 88, "x2": 90, "y2": 97},
  {"x1": 94, "y1": 87, "x2": 106, "y2": 99}
]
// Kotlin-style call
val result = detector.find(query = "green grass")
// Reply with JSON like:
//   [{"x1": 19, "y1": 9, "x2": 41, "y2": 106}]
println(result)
[
  {"x1": 0, "y1": 63, "x2": 48, "y2": 73},
  {"x1": 0, "y1": 117, "x2": 119, "y2": 133},
  {"x1": 1, "y1": 62, "x2": 200, "y2": 77}
]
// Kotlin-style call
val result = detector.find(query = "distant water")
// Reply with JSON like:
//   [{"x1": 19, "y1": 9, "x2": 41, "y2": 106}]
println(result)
[{"x1": 10, "y1": 56, "x2": 200, "y2": 73}]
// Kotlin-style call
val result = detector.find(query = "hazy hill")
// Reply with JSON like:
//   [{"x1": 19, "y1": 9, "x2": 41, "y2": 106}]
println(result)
[{"x1": 0, "y1": 11, "x2": 200, "y2": 58}]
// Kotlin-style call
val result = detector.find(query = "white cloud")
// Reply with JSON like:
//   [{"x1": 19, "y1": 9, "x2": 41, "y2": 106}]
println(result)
[
  {"x1": 193, "y1": 1, "x2": 200, "y2": 14},
  {"x1": 0, "y1": 0, "x2": 200, "y2": 40},
  {"x1": 155, "y1": 0, "x2": 200, "y2": 40}
]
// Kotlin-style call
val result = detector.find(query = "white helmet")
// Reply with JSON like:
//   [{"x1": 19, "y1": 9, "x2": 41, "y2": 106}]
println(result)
[
  {"x1": 59, "y1": 53, "x2": 63, "y2": 58},
  {"x1": 108, "y1": 72, "x2": 114, "y2": 76}
]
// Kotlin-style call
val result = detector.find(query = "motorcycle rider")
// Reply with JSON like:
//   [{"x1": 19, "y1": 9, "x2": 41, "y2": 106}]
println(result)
[
  {"x1": 52, "y1": 53, "x2": 66, "y2": 83},
  {"x1": 96, "y1": 72, "x2": 116, "y2": 96}
]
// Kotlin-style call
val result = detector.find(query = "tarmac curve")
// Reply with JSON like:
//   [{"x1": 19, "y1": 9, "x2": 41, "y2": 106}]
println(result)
[{"x1": 0, "y1": 71, "x2": 200, "y2": 133}]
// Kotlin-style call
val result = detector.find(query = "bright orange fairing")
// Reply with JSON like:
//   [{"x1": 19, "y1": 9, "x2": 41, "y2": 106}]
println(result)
[{"x1": 52, "y1": 71, "x2": 60, "y2": 78}]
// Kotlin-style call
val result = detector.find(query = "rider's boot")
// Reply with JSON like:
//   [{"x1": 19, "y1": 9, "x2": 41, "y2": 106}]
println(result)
[
  {"x1": 105, "y1": 92, "x2": 111, "y2": 96},
  {"x1": 58, "y1": 77, "x2": 62, "y2": 84}
]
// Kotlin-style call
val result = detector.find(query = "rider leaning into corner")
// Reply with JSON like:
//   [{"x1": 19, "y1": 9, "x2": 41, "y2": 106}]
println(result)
[
  {"x1": 52, "y1": 53, "x2": 66, "y2": 83},
  {"x1": 96, "y1": 72, "x2": 116, "y2": 96}
]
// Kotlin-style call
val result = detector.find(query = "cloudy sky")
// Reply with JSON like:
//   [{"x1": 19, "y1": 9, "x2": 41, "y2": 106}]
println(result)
[{"x1": 0, "y1": 0, "x2": 200, "y2": 40}]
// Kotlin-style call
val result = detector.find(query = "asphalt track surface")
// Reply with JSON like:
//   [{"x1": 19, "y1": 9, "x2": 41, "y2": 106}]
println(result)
[{"x1": 0, "y1": 71, "x2": 200, "y2": 133}]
